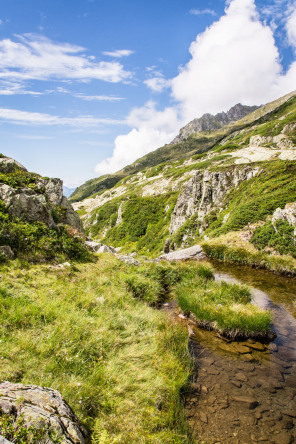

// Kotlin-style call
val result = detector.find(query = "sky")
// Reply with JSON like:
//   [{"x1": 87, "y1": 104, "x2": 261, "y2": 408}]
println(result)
[{"x1": 0, "y1": 0, "x2": 296, "y2": 187}]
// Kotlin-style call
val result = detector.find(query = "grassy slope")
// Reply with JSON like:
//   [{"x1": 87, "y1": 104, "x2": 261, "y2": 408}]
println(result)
[
  {"x1": 0, "y1": 256, "x2": 193, "y2": 443},
  {"x1": 70, "y1": 91, "x2": 296, "y2": 203}
]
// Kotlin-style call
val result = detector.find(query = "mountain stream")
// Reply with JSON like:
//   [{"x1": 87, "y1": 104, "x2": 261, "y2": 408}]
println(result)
[{"x1": 183, "y1": 262, "x2": 296, "y2": 444}]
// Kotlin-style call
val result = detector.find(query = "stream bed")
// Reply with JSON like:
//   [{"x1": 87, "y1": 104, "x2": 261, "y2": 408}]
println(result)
[{"x1": 184, "y1": 262, "x2": 296, "y2": 444}]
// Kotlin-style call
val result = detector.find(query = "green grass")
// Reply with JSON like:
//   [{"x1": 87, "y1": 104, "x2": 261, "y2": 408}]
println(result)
[
  {"x1": 0, "y1": 256, "x2": 192, "y2": 443},
  {"x1": 176, "y1": 274, "x2": 271, "y2": 335},
  {"x1": 251, "y1": 219, "x2": 296, "y2": 258},
  {"x1": 202, "y1": 238, "x2": 296, "y2": 276}
]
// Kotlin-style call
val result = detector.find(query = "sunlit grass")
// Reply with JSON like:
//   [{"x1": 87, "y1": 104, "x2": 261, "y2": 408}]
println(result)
[{"x1": 0, "y1": 255, "x2": 192, "y2": 443}]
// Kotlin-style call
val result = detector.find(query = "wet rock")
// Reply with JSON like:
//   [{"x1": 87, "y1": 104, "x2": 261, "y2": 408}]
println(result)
[
  {"x1": 282, "y1": 409, "x2": 296, "y2": 418},
  {"x1": 282, "y1": 418, "x2": 294, "y2": 430},
  {"x1": 272, "y1": 431, "x2": 294, "y2": 444},
  {"x1": 235, "y1": 372, "x2": 248, "y2": 382},
  {"x1": 269, "y1": 343, "x2": 278, "y2": 352},
  {"x1": 231, "y1": 380, "x2": 242, "y2": 388},
  {"x1": 0, "y1": 382, "x2": 89, "y2": 443},
  {"x1": 245, "y1": 342, "x2": 266, "y2": 351},
  {"x1": 232, "y1": 395, "x2": 259, "y2": 409},
  {"x1": 200, "y1": 412, "x2": 208, "y2": 424}
]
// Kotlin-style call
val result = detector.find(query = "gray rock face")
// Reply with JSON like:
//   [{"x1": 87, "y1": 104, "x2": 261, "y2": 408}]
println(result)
[
  {"x1": 272, "y1": 202, "x2": 296, "y2": 236},
  {"x1": 159, "y1": 245, "x2": 206, "y2": 261},
  {"x1": 0, "y1": 157, "x2": 27, "y2": 174},
  {"x1": 0, "y1": 246, "x2": 14, "y2": 260},
  {"x1": 0, "y1": 436, "x2": 12, "y2": 444},
  {"x1": 0, "y1": 180, "x2": 83, "y2": 232},
  {"x1": 0, "y1": 382, "x2": 89, "y2": 444},
  {"x1": 170, "y1": 166, "x2": 259, "y2": 234},
  {"x1": 172, "y1": 104, "x2": 259, "y2": 143}
]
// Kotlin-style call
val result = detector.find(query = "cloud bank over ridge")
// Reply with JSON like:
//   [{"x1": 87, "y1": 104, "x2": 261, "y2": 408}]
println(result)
[{"x1": 95, "y1": 0, "x2": 296, "y2": 176}]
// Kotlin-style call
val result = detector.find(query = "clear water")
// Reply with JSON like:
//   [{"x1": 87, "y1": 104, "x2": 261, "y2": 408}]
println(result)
[{"x1": 185, "y1": 262, "x2": 296, "y2": 443}]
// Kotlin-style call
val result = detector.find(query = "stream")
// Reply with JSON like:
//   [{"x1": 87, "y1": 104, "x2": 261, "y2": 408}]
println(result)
[{"x1": 184, "y1": 261, "x2": 296, "y2": 444}]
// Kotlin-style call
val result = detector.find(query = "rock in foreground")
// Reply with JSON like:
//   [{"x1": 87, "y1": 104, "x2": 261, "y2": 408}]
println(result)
[{"x1": 0, "y1": 382, "x2": 89, "y2": 444}]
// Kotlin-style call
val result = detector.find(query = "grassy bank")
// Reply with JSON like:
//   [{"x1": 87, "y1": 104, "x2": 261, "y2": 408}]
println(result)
[
  {"x1": 176, "y1": 276, "x2": 271, "y2": 339},
  {"x1": 202, "y1": 232, "x2": 296, "y2": 276},
  {"x1": 0, "y1": 256, "x2": 192, "y2": 443}
]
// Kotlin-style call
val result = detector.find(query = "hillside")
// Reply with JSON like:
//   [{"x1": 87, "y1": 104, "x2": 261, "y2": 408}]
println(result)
[
  {"x1": 73, "y1": 91, "x2": 296, "y2": 273},
  {"x1": 70, "y1": 91, "x2": 295, "y2": 203}
]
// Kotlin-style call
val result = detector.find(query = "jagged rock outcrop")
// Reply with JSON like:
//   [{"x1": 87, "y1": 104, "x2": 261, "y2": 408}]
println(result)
[
  {"x1": 170, "y1": 166, "x2": 260, "y2": 234},
  {"x1": 0, "y1": 156, "x2": 27, "y2": 174},
  {"x1": 0, "y1": 382, "x2": 89, "y2": 444},
  {"x1": 272, "y1": 202, "x2": 296, "y2": 236},
  {"x1": 0, "y1": 170, "x2": 83, "y2": 232},
  {"x1": 172, "y1": 104, "x2": 259, "y2": 143}
]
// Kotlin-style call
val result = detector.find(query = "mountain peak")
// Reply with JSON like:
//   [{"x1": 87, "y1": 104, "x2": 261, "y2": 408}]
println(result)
[{"x1": 172, "y1": 103, "x2": 259, "y2": 143}]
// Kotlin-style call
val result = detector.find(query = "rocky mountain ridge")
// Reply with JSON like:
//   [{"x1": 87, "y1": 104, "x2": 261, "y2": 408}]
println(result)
[
  {"x1": 73, "y1": 90, "x2": 296, "y2": 259},
  {"x1": 172, "y1": 103, "x2": 259, "y2": 143}
]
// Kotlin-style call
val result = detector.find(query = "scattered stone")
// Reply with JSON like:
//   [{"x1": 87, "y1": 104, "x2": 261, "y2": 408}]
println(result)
[
  {"x1": 235, "y1": 372, "x2": 248, "y2": 382},
  {"x1": 232, "y1": 395, "x2": 259, "y2": 409},
  {"x1": 0, "y1": 382, "x2": 89, "y2": 443},
  {"x1": 282, "y1": 418, "x2": 294, "y2": 430},
  {"x1": 118, "y1": 255, "x2": 141, "y2": 266},
  {"x1": 282, "y1": 409, "x2": 296, "y2": 418},
  {"x1": 272, "y1": 431, "x2": 294, "y2": 444},
  {"x1": 231, "y1": 380, "x2": 242, "y2": 388},
  {"x1": 269, "y1": 343, "x2": 278, "y2": 352},
  {"x1": 199, "y1": 412, "x2": 208, "y2": 424}
]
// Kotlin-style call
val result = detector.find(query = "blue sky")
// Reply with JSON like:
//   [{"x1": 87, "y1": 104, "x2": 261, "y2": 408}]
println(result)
[{"x1": 0, "y1": 0, "x2": 296, "y2": 187}]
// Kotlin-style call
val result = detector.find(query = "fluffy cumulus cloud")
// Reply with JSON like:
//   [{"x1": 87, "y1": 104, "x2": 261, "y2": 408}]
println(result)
[
  {"x1": 0, "y1": 34, "x2": 132, "y2": 83},
  {"x1": 94, "y1": 102, "x2": 179, "y2": 175},
  {"x1": 96, "y1": 0, "x2": 296, "y2": 176}
]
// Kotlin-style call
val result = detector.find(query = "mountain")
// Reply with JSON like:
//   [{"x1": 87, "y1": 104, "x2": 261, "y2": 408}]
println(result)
[
  {"x1": 70, "y1": 92, "x2": 294, "y2": 203},
  {"x1": 72, "y1": 90, "x2": 296, "y2": 272},
  {"x1": 63, "y1": 186, "x2": 77, "y2": 198},
  {"x1": 171, "y1": 103, "x2": 259, "y2": 143}
]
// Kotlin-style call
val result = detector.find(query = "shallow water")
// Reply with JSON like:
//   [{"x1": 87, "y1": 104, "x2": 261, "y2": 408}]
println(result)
[{"x1": 184, "y1": 262, "x2": 296, "y2": 444}]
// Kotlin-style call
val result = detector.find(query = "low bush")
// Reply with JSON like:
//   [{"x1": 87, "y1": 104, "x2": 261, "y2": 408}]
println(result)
[{"x1": 251, "y1": 220, "x2": 296, "y2": 258}]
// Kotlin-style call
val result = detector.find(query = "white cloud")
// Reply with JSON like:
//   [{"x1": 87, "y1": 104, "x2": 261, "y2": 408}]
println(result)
[
  {"x1": 286, "y1": 5, "x2": 296, "y2": 48},
  {"x1": 144, "y1": 77, "x2": 171, "y2": 92},
  {"x1": 102, "y1": 49, "x2": 134, "y2": 58},
  {"x1": 0, "y1": 34, "x2": 132, "y2": 83},
  {"x1": 95, "y1": 0, "x2": 296, "y2": 177},
  {"x1": 0, "y1": 108, "x2": 124, "y2": 127},
  {"x1": 190, "y1": 9, "x2": 217, "y2": 16},
  {"x1": 94, "y1": 102, "x2": 180, "y2": 175},
  {"x1": 73, "y1": 93, "x2": 125, "y2": 102}
]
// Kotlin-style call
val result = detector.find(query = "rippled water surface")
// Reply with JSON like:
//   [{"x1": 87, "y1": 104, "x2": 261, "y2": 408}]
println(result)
[{"x1": 185, "y1": 262, "x2": 296, "y2": 444}]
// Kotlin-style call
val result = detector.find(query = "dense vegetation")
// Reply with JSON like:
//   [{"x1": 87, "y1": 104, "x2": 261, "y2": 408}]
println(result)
[
  {"x1": 0, "y1": 199, "x2": 90, "y2": 262},
  {"x1": 87, "y1": 193, "x2": 178, "y2": 254}
]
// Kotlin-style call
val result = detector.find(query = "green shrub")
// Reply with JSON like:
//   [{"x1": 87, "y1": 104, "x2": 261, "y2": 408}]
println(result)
[{"x1": 251, "y1": 220, "x2": 296, "y2": 257}]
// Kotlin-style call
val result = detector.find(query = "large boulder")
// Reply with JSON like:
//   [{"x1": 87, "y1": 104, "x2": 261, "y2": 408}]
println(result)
[
  {"x1": 159, "y1": 245, "x2": 206, "y2": 261},
  {"x1": 0, "y1": 157, "x2": 27, "y2": 174},
  {"x1": 0, "y1": 382, "x2": 89, "y2": 444}
]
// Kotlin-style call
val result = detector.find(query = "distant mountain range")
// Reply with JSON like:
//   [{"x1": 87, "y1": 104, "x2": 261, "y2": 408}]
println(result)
[{"x1": 63, "y1": 186, "x2": 76, "y2": 198}]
